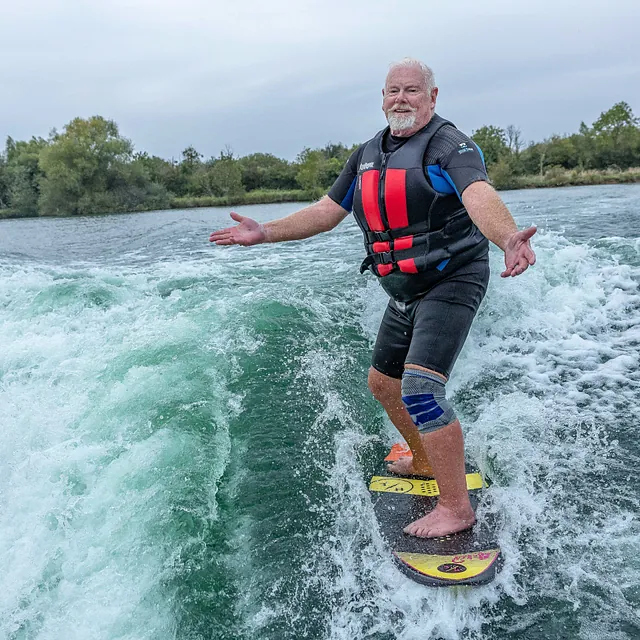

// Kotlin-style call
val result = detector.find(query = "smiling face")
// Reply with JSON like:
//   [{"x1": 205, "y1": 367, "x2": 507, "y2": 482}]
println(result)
[{"x1": 382, "y1": 65, "x2": 438, "y2": 137}]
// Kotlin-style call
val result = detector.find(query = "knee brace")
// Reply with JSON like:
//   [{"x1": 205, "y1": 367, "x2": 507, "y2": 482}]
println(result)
[{"x1": 401, "y1": 369, "x2": 456, "y2": 433}]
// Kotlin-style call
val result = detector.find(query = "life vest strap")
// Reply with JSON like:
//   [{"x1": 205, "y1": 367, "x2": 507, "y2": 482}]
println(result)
[
  {"x1": 360, "y1": 247, "x2": 417, "y2": 273},
  {"x1": 365, "y1": 221, "x2": 428, "y2": 243}
]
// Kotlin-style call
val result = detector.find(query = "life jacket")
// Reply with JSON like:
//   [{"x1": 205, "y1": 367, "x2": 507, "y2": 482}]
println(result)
[{"x1": 352, "y1": 114, "x2": 488, "y2": 277}]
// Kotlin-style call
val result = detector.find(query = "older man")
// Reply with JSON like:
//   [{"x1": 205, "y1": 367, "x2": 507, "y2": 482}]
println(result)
[{"x1": 210, "y1": 58, "x2": 536, "y2": 538}]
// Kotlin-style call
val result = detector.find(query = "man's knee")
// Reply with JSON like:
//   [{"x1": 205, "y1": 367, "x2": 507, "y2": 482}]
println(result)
[
  {"x1": 367, "y1": 366, "x2": 400, "y2": 403},
  {"x1": 401, "y1": 368, "x2": 456, "y2": 433}
]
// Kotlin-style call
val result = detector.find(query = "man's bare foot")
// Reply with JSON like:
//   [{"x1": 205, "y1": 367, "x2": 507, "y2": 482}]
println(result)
[
  {"x1": 403, "y1": 504, "x2": 476, "y2": 538},
  {"x1": 387, "y1": 456, "x2": 434, "y2": 478}
]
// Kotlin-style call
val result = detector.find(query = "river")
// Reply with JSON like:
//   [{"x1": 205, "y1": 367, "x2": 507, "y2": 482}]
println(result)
[{"x1": 1, "y1": 184, "x2": 639, "y2": 639}]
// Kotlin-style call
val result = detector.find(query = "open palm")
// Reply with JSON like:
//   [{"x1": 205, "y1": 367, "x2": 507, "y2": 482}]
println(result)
[
  {"x1": 502, "y1": 226, "x2": 537, "y2": 277},
  {"x1": 209, "y1": 212, "x2": 266, "y2": 246}
]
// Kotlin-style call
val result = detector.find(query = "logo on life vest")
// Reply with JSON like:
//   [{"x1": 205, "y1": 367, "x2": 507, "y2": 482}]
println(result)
[{"x1": 359, "y1": 161, "x2": 375, "y2": 171}]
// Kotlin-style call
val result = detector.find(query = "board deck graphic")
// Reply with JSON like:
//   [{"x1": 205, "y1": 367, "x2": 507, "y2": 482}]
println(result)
[
  {"x1": 394, "y1": 549, "x2": 501, "y2": 582},
  {"x1": 369, "y1": 473, "x2": 485, "y2": 497},
  {"x1": 370, "y1": 443, "x2": 502, "y2": 587}
]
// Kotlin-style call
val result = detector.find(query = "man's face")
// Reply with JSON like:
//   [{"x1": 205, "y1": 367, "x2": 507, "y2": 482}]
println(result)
[{"x1": 382, "y1": 66, "x2": 438, "y2": 136}]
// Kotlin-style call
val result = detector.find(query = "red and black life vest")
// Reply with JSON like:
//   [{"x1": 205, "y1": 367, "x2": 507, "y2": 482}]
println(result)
[{"x1": 352, "y1": 115, "x2": 487, "y2": 277}]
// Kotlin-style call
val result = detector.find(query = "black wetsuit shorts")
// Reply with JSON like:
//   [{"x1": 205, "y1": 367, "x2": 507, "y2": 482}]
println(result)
[{"x1": 372, "y1": 257, "x2": 490, "y2": 380}]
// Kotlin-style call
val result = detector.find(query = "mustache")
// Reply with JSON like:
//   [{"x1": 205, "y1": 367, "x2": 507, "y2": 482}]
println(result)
[{"x1": 389, "y1": 104, "x2": 417, "y2": 112}]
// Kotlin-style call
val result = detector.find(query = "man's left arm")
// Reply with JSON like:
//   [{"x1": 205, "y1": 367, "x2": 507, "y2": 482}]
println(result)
[
  {"x1": 461, "y1": 181, "x2": 536, "y2": 278},
  {"x1": 436, "y1": 132, "x2": 536, "y2": 278}
]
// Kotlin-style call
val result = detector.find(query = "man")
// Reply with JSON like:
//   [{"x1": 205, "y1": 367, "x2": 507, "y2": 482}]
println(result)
[{"x1": 210, "y1": 58, "x2": 536, "y2": 539}]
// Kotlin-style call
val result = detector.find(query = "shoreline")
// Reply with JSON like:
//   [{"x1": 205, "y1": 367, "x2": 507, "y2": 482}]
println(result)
[
  {"x1": 490, "y1": 167, "x2": 640, "y2": 191},
  {"x1": 1, "y1": 170, "x2": 639, "y2": 220}
]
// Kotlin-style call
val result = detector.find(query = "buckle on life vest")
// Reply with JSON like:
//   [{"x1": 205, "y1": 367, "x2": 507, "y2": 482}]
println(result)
[
  {"x1": 360, "y1": 256, "x2": 374, "y2": 274},
  {"x1": 361, "y1": 253, "x2": 395, "y2": 273},
  {"x1": 364, "y1": 251, "x2": 395, "y2": 266}
]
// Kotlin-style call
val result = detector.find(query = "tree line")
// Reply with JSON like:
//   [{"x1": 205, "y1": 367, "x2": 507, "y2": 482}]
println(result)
[
  {"x1": 0, "y1": 101, "x2": 638, "y2": 217},
  {"x1": 472, "y1": 101, "x2": 640, "y2": 189}
]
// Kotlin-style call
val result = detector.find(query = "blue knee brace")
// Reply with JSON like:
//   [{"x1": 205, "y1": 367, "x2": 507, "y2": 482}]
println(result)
[{"x1": 401, "y1": 369, "x2": 456, "y2": 433}]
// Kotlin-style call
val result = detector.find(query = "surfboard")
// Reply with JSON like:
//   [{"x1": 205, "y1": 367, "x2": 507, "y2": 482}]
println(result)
[{"x1": 369, "y1": 443, "x2": 502, "y2": 587}]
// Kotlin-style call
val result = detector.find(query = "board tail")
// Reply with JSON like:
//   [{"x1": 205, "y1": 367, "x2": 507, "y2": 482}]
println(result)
[{"x1": 393, "y1": 549, "x2": 502, "y2": 587}]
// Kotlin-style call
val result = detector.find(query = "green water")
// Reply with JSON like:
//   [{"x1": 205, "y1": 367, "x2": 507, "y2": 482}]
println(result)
[{"x1": 1, "y1": 184, "x2": 640, "y2": 639}]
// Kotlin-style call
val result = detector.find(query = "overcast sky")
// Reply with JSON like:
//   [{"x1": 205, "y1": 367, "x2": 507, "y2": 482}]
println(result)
[{"x1": 2, "y1": 0, "x2": 639, "y2": 161}]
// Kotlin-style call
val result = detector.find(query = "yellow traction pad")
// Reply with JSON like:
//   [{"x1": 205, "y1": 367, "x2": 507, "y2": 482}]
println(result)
[
  {"x1": 394, "y1": 549, "x2": 500, "y2": 582},
  {"x1": 369, "y1": 473, "x2": 485, "y2": 496}
]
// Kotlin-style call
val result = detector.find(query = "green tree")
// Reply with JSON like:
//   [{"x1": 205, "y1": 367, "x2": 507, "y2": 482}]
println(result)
[
  {"x1": 487, "y1": 158, "x2": 519, "y2": 190},
  {"x1": 38, "y1": 116, "x2": 168, "y2": 215},
  {"x1": 572, "y1": 124, "x2": 596, "y2": 169},
  {"x1": 295, "y1": 148, "x2": 343, "y2": 194},
  {"x1": 178, "y1": 146, "x2": 207, "y2": 196},
  {"x1": 592, "y1": 101, "x2": 639, "y2": 134},
  {"x1": 590, "y1": 102, "x2": 640, "y2": 169},
  {"x1": 180, "y1": 146, "x2": 203, "y2": 175},
  {"x1": 134, "y1": 152, "x2": 186, "y2": 195},
  {"x1": 211, "y1": 159, "x2": 244, "y2": 196},
  {"x1": 521, "y1": 141, "x2": 551, "y2": 176},
  {"x1": 194, "y1": 155, "x2": 244, "y2": 197},
  {"x1": 319, "y1": 142, "x2": 352, "y2": 161},
  {"x1": 0, "y1": 153, "x2": 10, "y2": 209},
  {"x1": 545, "y1": 135, "x2": 579, "y2": 169},
  {"x1": 5, "y1": 136, "x2": 49, "y2": 216},
  {"x1": 471, "y1": 125, "x2": 509, "y2": 167},
  {"x1": 238, "y1": 153, "x2": 298, "y2": 191}
]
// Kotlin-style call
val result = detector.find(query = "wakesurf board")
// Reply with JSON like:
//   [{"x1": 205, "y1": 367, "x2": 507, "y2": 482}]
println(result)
[{"x1": 369, "y1": 443, "x2": 502, "y2": 587}]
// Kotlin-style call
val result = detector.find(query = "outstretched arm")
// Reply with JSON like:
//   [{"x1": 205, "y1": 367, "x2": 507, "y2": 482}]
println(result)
[
  {"x1": 209, "y1": 195, "x2": 350, "y2": 246},
  {"x1": 461, "y1": 181, "x2": 536, "y2": 278}
]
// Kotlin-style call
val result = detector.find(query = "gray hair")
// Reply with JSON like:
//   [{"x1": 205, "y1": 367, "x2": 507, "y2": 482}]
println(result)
[{"x1": 387, "y1": 58, "x2": 436, "y2": 93}]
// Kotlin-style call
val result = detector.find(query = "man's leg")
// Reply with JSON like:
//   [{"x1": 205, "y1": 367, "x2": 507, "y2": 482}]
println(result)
[
  {"x1": 401, "y1": 364, "x2": 474, "y2": 538},
  {"x1": 368, "y1": 366, "x2": 433, "y2": 476},
  {"x1": 399, "y1": 258, "x2": 490, "y2": 538},
  {"x1": 369, "y1": 360, "x2": 475, "y2": 536},
  {"x1": 369, "y1": 300, "x2": 435, "y2": 476}
]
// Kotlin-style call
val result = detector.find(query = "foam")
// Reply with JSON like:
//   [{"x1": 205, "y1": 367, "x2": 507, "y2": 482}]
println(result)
[{"x1": 0, "y1": 259, "x2": 243, "y2": 638}]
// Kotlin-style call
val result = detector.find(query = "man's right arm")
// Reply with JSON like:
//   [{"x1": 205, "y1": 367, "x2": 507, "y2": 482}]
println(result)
[
  {"x1": 209, "y1": 196, "x2": 350, "y2": 246},
  {"x1": 262, "y1": 196, "x2": 350, "y2": 242},
  {"x1": 210, "y1": 146, "x2": 363, "y2": 247}
]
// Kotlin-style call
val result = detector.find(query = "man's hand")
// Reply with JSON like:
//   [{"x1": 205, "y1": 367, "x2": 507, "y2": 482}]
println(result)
[
  {"x1": 501, "y1": 227, "x2": 537, "y2": 277},
  {"x1": 209, "y1": 212, "x2": 266, "y2": 246}
]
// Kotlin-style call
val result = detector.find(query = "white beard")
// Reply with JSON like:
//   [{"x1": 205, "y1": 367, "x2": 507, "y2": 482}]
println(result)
[{"x1": 386, "y1": 111, "x2": 417, "y2": 131}]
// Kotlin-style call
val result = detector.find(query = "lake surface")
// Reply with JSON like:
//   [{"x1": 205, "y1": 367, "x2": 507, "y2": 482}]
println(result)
[{"x1": 1, "y1": 184, "x2": 639, "y2": 639}]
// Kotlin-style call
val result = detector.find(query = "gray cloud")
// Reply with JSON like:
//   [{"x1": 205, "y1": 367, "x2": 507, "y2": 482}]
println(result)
[{"x1": 2, "y1": 0, "x2": 639, "y2": 160}]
